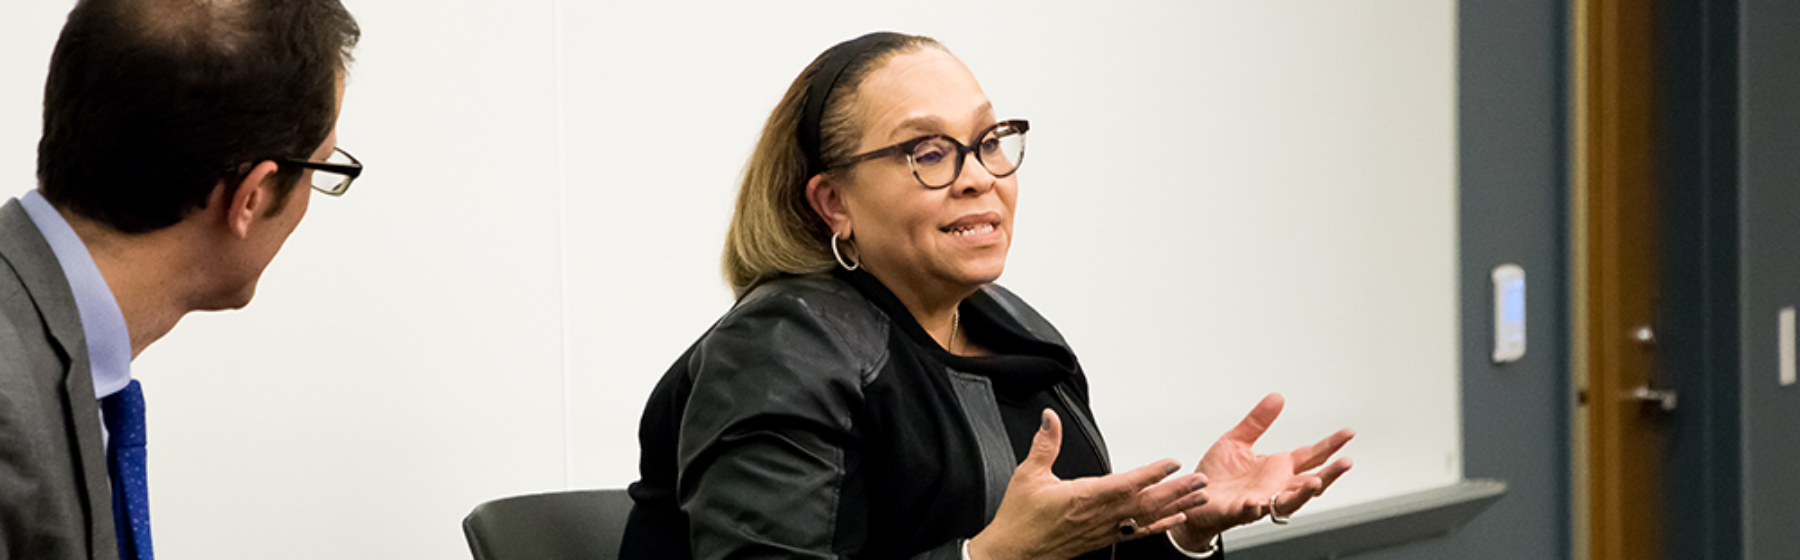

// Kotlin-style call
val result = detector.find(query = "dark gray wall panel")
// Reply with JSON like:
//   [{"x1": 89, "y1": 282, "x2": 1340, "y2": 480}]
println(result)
[
  {"x1": 1739, "y1": 0, "x2": 1800, "y2": 556},
  {"x1": 1655, "y1": 0, "x2": 1741, "y2": 557}
]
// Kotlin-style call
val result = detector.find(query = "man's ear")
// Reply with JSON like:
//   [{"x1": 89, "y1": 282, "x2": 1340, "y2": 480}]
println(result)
[
  {"x1": 224, "y1": 160, "x2": 282, "y2": 239},
  {"x1": 805, "y1": 173, "x2": 853, "y2": 237}
]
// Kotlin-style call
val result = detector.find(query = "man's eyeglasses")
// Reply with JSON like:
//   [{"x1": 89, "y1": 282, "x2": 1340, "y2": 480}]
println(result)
[
  {"x1": 278, "y1": 147, "x2": 362, "y2": 196},
  {"x1": 833, "y1": 120, "x2": 1028, "y2": 189}
]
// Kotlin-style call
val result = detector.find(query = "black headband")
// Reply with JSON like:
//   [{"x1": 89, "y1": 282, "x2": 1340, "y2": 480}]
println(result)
[{"x1": 798, "y1": 31, "x2": 907, "y2": 179}]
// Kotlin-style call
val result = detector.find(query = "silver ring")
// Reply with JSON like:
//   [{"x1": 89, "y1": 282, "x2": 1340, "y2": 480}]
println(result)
[
  {"x1": 1117, "y1": 518, "x2": 1139, "y2": 537},
  {"x1": 1268, "y1": 492, "x2": 1290, "y2": 525}
]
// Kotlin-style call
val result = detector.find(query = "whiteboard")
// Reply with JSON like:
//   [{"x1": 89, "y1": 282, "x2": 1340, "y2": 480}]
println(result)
[{"x1": 0, "y1": 2, "x2": 1456, "y2": 558}]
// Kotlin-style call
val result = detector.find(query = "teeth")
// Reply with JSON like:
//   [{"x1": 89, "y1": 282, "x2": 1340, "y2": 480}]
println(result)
[{"x1": 949, "y1": 223, "x2": 995, "y2": 236}]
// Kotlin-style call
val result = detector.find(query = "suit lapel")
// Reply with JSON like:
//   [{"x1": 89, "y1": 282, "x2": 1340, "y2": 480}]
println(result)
[{"x1": 0, "y1": 199, "x2": 117, "y2": 559}]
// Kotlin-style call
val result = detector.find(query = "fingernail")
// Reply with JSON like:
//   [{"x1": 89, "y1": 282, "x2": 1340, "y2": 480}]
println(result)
[
  {"x1": 1040, "y1": 410, "x2": 1051, "y2": 430},
  {"x1": 1165, "y1": 462, "x2": 1181, "y2": 475}
]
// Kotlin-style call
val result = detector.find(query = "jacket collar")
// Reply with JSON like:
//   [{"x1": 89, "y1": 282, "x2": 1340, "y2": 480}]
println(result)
[{"x1": 832, "y1": 268, "x2": 1077, "y2": 367}]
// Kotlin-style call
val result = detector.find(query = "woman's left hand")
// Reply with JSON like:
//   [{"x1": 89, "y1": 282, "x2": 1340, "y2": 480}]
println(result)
[{"x1": 1167, "y1": 393, "x2": 1355, "y2": 551}]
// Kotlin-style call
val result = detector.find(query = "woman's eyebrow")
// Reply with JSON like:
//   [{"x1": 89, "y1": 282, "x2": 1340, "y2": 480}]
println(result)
[
  {"x1": 970, "y1": 101, "x2": 994, "y2": 123},
  {"x1": 889, "y1": 116, "x2": 946, "y2": 140},
  {"x1": 887, "y1": 102, "x2": 997, "y2": 141}
]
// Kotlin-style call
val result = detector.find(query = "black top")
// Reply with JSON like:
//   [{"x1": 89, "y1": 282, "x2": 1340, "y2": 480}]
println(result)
[
  {"x1": 619, "y1": 270, "x2": 1203, "y2": 560},
  {"x1": 840, "y1": 268, "x2": 1111, "y2": 481}
]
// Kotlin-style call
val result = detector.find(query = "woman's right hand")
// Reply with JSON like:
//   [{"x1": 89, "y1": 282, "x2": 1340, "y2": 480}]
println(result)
[{"x1": 966, "y1": 409, "x2": 1210, "y2": 560}]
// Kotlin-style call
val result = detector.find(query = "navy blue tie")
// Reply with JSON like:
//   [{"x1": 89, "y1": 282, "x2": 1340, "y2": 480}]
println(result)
[{"x1": 102, "y1": 380, "x2": 153, "y2": 560}]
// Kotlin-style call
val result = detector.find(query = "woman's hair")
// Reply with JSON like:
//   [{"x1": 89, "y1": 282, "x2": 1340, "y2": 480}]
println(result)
[{"x1": 722, "y1": 32, "x2": 945, "y2": 295}]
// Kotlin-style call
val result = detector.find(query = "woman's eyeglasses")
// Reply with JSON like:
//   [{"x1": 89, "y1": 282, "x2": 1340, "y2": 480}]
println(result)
[{"x1": 834, "y1": 120, "x2": 1028, "y2": 189}]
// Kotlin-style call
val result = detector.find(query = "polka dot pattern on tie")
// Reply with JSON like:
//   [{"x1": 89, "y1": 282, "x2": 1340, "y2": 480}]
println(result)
[{"x1": 102, "y1": 379, "x2": 153, "y2": 560}]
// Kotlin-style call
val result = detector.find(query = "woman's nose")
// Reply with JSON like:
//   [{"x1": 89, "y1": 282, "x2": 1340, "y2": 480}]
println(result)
[{"x1": 951, "y1": 151, "x2": 997, "y2": 197}]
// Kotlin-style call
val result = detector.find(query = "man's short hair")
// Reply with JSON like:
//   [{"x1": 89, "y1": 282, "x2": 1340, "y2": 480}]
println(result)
[{"x1": 37, "y1": 0, "x2": 361, "y2": 234}]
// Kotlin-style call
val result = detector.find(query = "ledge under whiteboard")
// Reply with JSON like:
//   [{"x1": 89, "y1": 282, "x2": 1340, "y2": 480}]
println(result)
[{"x1": 1226, "y1": 479, "x2": 1507, "y2": 560}]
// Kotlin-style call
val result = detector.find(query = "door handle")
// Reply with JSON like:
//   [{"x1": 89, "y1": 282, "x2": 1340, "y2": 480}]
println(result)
[
  {"x1": 1630, "y1": 385, "x2": 1677, "y2": 411},
  {"x1": 1626, "y1": 325, "x2": 1675, "y2": 411}
]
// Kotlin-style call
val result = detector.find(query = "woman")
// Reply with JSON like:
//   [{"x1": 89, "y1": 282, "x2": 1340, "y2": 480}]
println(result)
[{"x1": 620, "y1": 32, "x2": 1354, "y2": 560}]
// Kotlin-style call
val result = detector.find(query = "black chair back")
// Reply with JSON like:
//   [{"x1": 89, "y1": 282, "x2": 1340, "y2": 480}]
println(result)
[{"x1": 463, "y1": 489, "x2": 634, "y2": 560}]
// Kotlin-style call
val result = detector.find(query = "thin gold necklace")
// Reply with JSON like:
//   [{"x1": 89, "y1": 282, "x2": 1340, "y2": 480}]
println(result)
[{"x1": 948, "y1": 309, "x2": 960, "y2": 354}]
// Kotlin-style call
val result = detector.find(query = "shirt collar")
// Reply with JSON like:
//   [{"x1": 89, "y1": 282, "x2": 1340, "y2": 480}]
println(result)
[{"x1": 18, "y1": 189, "x2": 133, "y2": 399}]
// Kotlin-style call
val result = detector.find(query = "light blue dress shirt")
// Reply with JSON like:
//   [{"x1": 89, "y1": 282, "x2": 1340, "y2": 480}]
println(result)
[{"x1": 18, "y1": 189, "x2": 133, "y2": 401}]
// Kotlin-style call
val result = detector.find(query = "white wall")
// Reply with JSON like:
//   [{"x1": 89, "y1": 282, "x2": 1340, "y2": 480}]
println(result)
[{"x1": 0, "y1": 2, "x2": 1456, "y2": 558}]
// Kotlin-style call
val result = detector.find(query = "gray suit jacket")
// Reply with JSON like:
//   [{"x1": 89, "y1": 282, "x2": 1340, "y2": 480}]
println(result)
[{"x1": 0, "y1": 198, "x2": 118, "y2": 560}]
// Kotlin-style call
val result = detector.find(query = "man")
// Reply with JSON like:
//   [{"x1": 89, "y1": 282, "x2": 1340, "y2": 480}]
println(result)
[{"x1": 0, "y1": 1, "x2": 360, "y2": 558}]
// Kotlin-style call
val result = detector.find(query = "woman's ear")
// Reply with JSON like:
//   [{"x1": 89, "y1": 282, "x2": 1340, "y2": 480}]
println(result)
[{"x1": 805, "y1": 173, "x2": 853, "y2": 237}]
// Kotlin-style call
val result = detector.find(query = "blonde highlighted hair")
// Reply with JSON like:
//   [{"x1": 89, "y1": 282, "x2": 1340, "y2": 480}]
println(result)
[{"x1": 722, "y1": 33, "x2": 944, "y2": 295}]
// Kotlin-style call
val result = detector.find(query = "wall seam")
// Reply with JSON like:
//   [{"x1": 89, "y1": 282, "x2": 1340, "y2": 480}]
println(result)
[{"x1": 552, "y1": 0, "x2": 574, "y2": 489}]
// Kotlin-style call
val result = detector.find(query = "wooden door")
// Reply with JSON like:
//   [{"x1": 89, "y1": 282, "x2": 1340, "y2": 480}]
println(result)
[{"x1": 1573, "y1": 0, "x2": 1665, "y2": 559}]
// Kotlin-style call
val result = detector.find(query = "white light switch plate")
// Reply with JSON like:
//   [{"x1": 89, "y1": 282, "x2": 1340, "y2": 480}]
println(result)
[
  {"x1": 1781, "y1": 307, "x2": 1795, "y2": 387},
  {"x1": 1492, "y1": 264, "x2": 1525, "y2": 363}
]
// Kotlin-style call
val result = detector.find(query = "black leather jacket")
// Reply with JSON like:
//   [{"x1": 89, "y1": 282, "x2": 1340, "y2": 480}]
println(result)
[{"x1": 620, "y1": 271, "x2": 1205, "y2": 560}]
